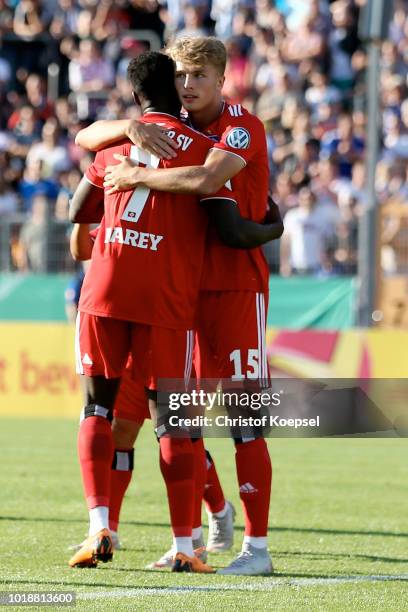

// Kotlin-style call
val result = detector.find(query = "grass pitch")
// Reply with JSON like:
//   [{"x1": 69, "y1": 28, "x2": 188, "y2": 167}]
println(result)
[{"x1": 0, "y1": 418, "x2": 407, "y2": 611}]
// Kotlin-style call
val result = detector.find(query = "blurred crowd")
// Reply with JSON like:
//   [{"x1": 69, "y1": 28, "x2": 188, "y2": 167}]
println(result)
[{"x1": 0, "y1": 0, "x2": 407, "y2": 275}]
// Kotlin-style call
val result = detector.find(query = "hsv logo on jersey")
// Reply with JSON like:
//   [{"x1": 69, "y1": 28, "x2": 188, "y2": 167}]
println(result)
[{"x1": 225, "y1": 127, "x2": 251, "y2": 150}]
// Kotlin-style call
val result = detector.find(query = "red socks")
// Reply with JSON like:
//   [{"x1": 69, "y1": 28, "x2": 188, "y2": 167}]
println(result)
[
  {"x1": 235, "y1": 438, "x2": 272, "y2": 536},
  {"x1": 203, "y1": 450, "x2": 226, "y2": 514},
  {"x1": 159, "y1": 436, "x2": 195, "y2": 537},
  {"x1": 77, "y1": 415, "x2": 114, "y2": 510},
  {"x1": 192, "y1": 439, "x2": 207, "y2": 529},
  {"x1": 109, "y1": 449, "x2": 134, "y2": 532}
]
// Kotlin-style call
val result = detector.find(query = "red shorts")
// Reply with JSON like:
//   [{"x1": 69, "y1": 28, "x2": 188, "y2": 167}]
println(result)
[
  {"x1": 75, "y1": 312, "x2": 194, "y2": 389},
  {"x1": 194, "y1": 291, "x2": 270, "y2": 386},
  {"x1": 113, "y1": 358, "x2": 150, "y2": 423}
]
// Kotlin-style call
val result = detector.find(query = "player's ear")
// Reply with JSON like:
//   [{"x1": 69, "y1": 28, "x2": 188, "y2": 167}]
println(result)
[
  {"x1": 218, "y1": 75, "x2": 225, "y2": 91},
  {"x1": 132, "y1": 91, "x2": 141, "y2": 107}
]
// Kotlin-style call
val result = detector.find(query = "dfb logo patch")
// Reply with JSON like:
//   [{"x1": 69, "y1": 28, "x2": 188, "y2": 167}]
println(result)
[{"x1": 226, "y1": 127, "x2": 251, "y2": 149}]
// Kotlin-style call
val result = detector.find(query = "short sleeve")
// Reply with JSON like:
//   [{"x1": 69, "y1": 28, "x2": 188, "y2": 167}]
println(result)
[
  {"x1": 85, "y1": 150, "x2": 106, "y2": 189},
  {"x1": 211, "y1": 114, "x2": 266, "y2": 166}
]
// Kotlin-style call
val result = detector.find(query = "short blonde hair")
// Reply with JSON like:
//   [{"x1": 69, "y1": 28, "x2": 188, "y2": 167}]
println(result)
[{"x1": 166, "y1": 37, "x2": 227, "y2": 75}]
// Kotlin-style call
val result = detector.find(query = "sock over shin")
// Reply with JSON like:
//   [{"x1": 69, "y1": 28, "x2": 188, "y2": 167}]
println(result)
[
  {"x1": 78, "y1": 407, "x2": 114, "y2": 510},
  {"x1": 159, "y1": 436, "x2": 195, "y2": 538},
  {"x1": 235, "y1": 438, "x2": 272, "y2": 537},
  {"x1": 109, "y1": 448, "x2": 134, "y2": 532}
]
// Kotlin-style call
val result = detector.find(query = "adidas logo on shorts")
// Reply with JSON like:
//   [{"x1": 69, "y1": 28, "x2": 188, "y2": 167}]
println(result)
[{"x1": 82, "y1": 353, "x2": 93, "y2": 366}]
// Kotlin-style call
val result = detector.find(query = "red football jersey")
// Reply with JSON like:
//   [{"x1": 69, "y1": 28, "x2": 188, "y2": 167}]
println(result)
[
  {"x1": 196, "y1": 102, "x2": 270, "y2": 293},
  {"x1": 79, "y1": 112, "x2": 235, "y2": 330}
]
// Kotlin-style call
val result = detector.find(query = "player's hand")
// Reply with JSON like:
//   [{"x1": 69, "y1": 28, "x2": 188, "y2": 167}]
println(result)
[
  {"x1": 104, "y1": 154, "x2": 141, "y2": 194},
  {"x1": 264, "y1": 194, "x2": 282, "y2": 224},
  {"x1": 126, "y1": 120, "x2": 178, "y2": 159}
]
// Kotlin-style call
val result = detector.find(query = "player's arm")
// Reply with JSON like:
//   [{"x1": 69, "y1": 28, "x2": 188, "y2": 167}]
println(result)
[
  {"x1": 104, "y1": 148, "x2": 244, "y2": 196},
  {"x1": 204, "y1": 197, "x2": 284, "y2": 249},
  {"x1": 75, "y1": 119, "x2": 178, "y2": 158},
  {"x1": 70, "y1": 224, "x2": 94, "y2": 260},
  {"x1": 69, "y1": 176, "x2": 104, "y2": 224}
]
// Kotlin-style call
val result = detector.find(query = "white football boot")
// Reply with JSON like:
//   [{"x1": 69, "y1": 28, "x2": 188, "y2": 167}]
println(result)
[
  {"x1": 206, "y1": 500, "x2": 236, "y2": 552},
  {"x1": 217, "y1": 543, "x2": 273, "y2": 576}
]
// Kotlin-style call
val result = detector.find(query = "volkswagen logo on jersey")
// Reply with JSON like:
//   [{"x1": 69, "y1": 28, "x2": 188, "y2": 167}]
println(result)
[{"x1": 225, "y1": 127, "x2": 251, "y2": 149}]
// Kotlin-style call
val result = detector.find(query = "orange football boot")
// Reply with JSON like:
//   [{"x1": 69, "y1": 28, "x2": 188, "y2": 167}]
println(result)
[
  {"x1": 68, "y1": 528, "x2": 113, "y2": 568},
  {"x1": 171, "y1": 552, "x2": 214, "y2": 573}
]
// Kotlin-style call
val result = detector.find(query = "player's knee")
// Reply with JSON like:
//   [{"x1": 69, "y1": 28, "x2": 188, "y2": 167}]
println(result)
[
  {"x1": 80, "y1": 403, "x2": 113, "y2": 423},
  {"x1": 112, "y1": 417, "x2": 141, "y2": 448}
]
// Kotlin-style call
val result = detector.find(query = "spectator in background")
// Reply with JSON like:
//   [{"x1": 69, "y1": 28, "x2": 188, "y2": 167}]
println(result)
[
  {"x1": 50, "y1": 0, "x2": 81, "y2": 40},
  {"x1": 19, "y1": 160, "x2": 59, "y2": 212},
  {"x1": 13, "y1": 0, "x2": 49, "y2": 41},
  {"x1": 333, "y1": 159, "x2": 368, "y2": 208},
  {"x1": 280, "y1": 187, "x2": 339, "y2": 276},
  {"x1": 92, "y1": 0, "x2": 132, "y2": 43},
  {"x1": 75, "y1": 8, "x2": 94, "y2": 41},
  {"x1": 12, "y1": 0, "x2": 50, "y2": 75},
  {"x1": 97, "y1": 90, "x2": 128, "y2": 121},
  {"x1": 17, "y1": 194, "x2": 70, "y2": 272},
  {"x1": 26, "y1": 118, "x2": 72, "y2": 179},
  {"x1": 305, "y1": 70, "x2": 342, "y2": 117},
  {"x1": 222, "y1": 36, "x2": 251, "y2": 104},
  {"x1": 16, "y1": 194, "x2": 51, "y2": 272},
  {"x1": 382, "y1": 112, "x2": 408, "y2": 162},
  {"x1": 175, "y1": 4, "x2": 210, "y2": 39},
  {"x1": 256, "y1": 68, "x2": 296, "y2": 126},
  {"x1": 271, "y1": 171, "x2": 298, "y2": 216},
  {"x1": 0, "y1": 49, "x2": 11, "y2": 94},
  {"x1": 328, "y1": 0, "x2": 359, "y2": 93},
  {"x1": 381, "y1": 40, "x2": 407, "y2": 79},
  {"x1": 69, "y1": 39, "x2": 115, "y2": 94},
  {"x1": 128, "y1": 0, "x2": 165, "y2": 44},
  {"x1": 24, "y1": 73, "x2": 54, "y2": 123},
  {"x1": 8, "y1": 105, "x2": 41, "y2": 166},
  {"x1": 55, "y1": 167, "x2": 81, "y2": 221},
  {"x1": 335, "y1": 190, "x2": 360, "y2": 275},
  {"x1": 211, "y1": 0, "x2": 251, "y2": 40},
  {"x1": 54, "y1": 97, "x2": 75, "y2": 137},
  {"x1": 312, "y1": 158, "x2": 342, "y2": 207},
  {"x1": 321, "y1": 113, "x2": 364, "y2": 179},
  {"x1": 230, "y1": 8, "x2": 255, "y2": 56},
  {"x1": 281, "y1": 12, "x2": 326, "y2": 68},
  {"x1": 0, "y1": 0, "x2": 13, "y2": 35},
  {"x1": 255, "y1": 45, "x2": 297, "y2": 96},
  {"x1": 116, "y1": 38, "x2": 147, "y2": 105},
  {"x1": 0, "y1": 175, "x2": 19, "y2": 217}
]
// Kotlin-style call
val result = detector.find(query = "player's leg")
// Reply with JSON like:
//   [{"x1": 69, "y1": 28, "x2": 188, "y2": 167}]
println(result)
[
  {"x1": 142, "y1": 326, "x2": 213, "y2": 573},
  {"x1": 203, "y1": 449, "x2": 236, "y2": 552},
  {"x1": 109, "y1": 418, "x2": 140, "y2": 547},
  {"x1": 198, "y1": 291, "x2": 273, "y2": 575},
  {"x1": 109, "y1": 359, "x2": 150, "y2": 546},
  {"x1": 194, "y1": 305, "x2": 238, "y2": 553},
  {"x1": 191, "y1": 437, "x2": 207, "y2": 553},
  {"x1": 69, "y1": 314, "x2": 129, "y2": 568},
  {"x1": 203, "y1": 449, "x2": 226, "y2": 514}
]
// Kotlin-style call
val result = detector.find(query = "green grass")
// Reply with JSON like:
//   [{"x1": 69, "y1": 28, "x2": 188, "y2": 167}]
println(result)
[{"x1": 0, "y1": 419, "x2": 407, "y2": 611}]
